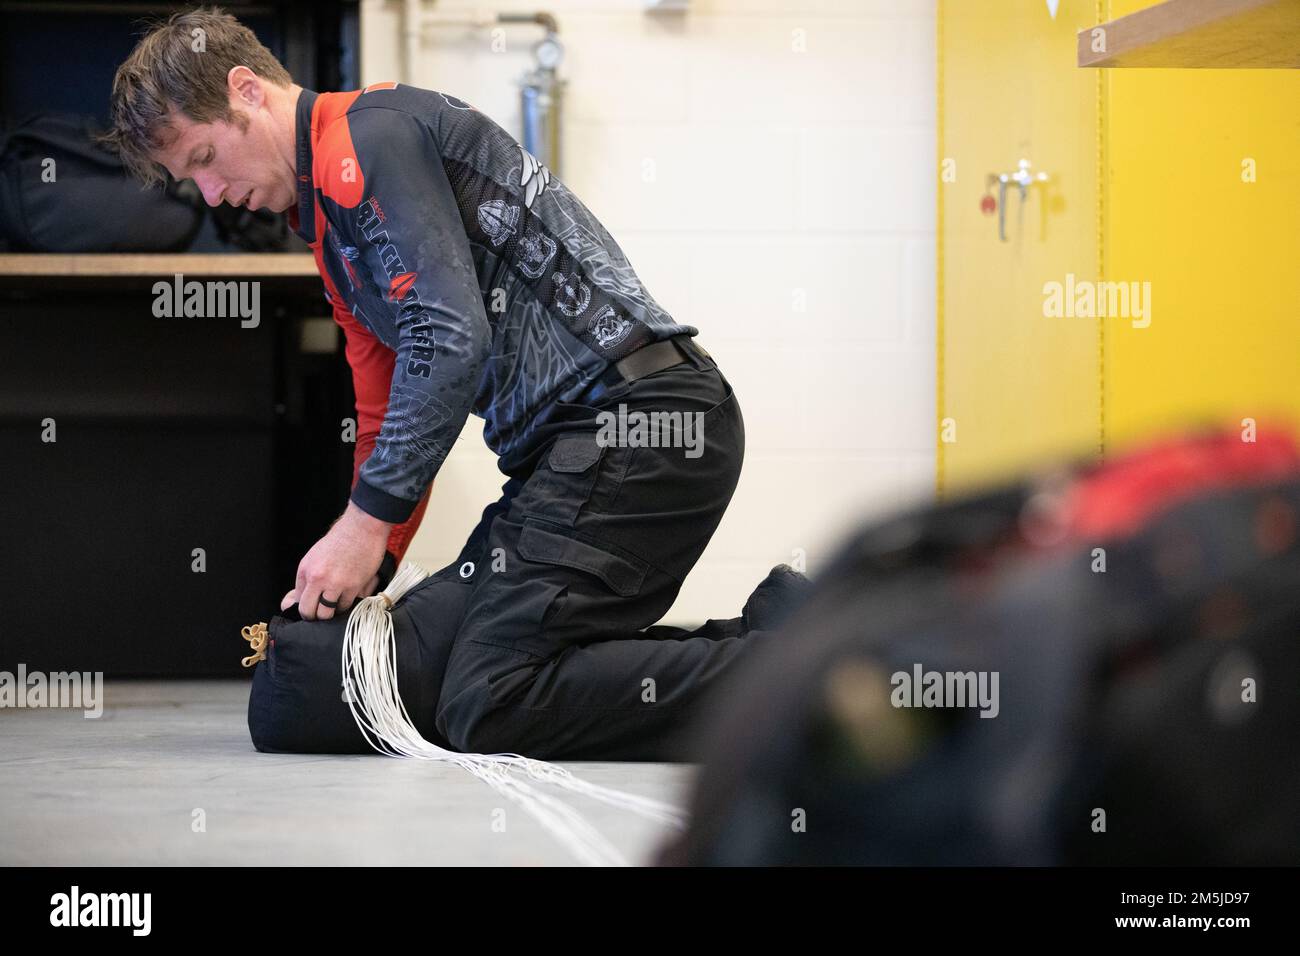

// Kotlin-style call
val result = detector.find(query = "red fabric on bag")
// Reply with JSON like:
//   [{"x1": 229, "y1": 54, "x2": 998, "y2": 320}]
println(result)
[{"x1": 1064, "y1": 427, "x2": 1300, "y2": 541}]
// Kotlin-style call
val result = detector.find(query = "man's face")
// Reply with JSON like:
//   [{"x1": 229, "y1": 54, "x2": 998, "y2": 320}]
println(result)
[{"x1": 153, "y1": 97, "x2": 295, "y2": 213}]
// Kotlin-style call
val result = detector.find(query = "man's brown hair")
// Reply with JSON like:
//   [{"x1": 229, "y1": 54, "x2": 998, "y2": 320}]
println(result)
[{"x1": 103, "y1": 5, "x2": 293, "y2": 186}]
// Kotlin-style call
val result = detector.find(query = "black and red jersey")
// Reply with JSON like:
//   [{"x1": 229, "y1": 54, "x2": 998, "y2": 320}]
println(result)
[{"x1": 288, "y1": 83, "x2": 695, "y2": 557}]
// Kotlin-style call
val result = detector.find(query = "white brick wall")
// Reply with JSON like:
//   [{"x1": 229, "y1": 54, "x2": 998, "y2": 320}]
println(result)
[{"x1": 359, "y1": 0, "x2": 936, "y2": 622}]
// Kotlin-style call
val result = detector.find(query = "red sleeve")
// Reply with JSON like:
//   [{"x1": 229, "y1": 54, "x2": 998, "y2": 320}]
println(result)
[{"x1": 332, "y1": 299, "x2": 432, "y2": 564}]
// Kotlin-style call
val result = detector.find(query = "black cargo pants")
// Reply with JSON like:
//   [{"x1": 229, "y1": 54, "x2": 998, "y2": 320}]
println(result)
[{"x1": 433, "y1": 342, "x2": 764, "y2": 761}]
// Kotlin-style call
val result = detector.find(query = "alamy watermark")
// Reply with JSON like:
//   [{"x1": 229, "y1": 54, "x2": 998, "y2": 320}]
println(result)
[
  {"x1": 152, "y1": 273, "x2": 260, "y2": 328},
  {"x1": 50, "y1": 886, "x2": 150, "y2": 935},
  {"x1": 1042, "y1": 273, "x2": 1151, "y2": 328},
  {"x1": 596, "y1": 404, "x2": 705, "y2": 459},
  {"x1": 891, "y1": 664, "x2": 1000, "y2": 718},
  {"x1": 0, "y1": 665, "x2": 103, "y2": 718}
]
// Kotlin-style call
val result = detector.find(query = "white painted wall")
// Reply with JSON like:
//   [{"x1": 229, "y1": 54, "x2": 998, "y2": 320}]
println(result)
[{"x1": 358, "y1": 0, "x2": 936, "y2": 622}]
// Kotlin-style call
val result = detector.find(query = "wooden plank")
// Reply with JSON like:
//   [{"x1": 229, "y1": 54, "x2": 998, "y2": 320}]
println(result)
[
  {"x1": 0, "y1": 253, "x2": 318, "y2": 277},
  {"x1": 1078, "y1": 0, "x2": 1300, "y2": 68}
]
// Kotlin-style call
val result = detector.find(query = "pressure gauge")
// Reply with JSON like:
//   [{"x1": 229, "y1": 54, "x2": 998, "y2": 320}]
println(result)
[{"x1": 535, "y1": 35, "x2": 564, "y2": 70}]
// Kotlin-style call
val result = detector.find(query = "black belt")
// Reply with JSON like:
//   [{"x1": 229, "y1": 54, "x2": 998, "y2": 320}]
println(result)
[{"x1": 597, "y1": 334, "x2": 712, "y2": 390}]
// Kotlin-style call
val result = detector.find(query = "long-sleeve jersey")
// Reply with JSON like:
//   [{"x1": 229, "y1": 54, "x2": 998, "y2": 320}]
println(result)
[{"x1": 287, "y1": 83, "x2": 695, "y2": 557}]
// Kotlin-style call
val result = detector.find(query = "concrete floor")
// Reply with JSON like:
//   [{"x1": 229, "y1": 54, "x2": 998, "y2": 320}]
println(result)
[{"x1": 0, "y1": 680, "x2": 696, "y2": 866}]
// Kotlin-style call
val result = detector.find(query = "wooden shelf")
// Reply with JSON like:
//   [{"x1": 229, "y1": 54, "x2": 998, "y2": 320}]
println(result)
[
  {"x1": 1078, "y1": 0, "x2": 1300, "y2": 68},
  {"x1": 0, "y1": 252, "x2": 318, "y2": 277}
]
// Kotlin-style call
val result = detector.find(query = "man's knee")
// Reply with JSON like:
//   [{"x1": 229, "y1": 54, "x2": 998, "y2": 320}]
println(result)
[
  {"x1": 434, "y1": 687, "x2": 489, "y2": 753},
  {"x1": 435, "y1": 688, "x2": 538, "y2": 755},
  {"x1": 434, "y1": 650, "x2": 543, "y2": 753}
]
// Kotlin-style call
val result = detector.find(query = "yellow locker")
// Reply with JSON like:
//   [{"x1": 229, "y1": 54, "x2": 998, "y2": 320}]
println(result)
[
  {"x1": 1105, "y1": 0, "x2": 1300, "y2": 452},
  {"x1": 939, "y1": 0, "x2": 1300, "y2": 493},
  {"x1": 938, "y1": 0, "x2": 1103, "y2": 495}
]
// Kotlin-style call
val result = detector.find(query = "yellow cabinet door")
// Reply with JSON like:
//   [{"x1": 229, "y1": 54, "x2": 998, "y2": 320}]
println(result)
[
  {"x1": 939, "y1": 0, "x2": 1104, "y2": 495},
  {"x1": 1105, "y1": 0, "x2": 1300, "y2": 453}
]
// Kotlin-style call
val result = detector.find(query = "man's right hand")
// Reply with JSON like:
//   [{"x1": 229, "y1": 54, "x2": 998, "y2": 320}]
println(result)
[{"x1": 281, "y1": 572, "x2": 379, "y2": 613}]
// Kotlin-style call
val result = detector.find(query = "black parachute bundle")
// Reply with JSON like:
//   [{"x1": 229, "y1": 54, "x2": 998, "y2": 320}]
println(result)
[
  {"x1": 241, "y1": 559, "x2": 688, "y2": 865},
  {"x1": 656, "y1": 429, "x2": 1300, "y2": 866},
  {"x1": 244, "y1": 563, "x2": 472, "y2": 754}
]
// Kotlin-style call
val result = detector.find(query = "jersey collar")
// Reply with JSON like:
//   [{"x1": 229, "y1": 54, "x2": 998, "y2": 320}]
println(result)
[{"x1": 289, "y1": 87, "x2": 319, "y2": 244}]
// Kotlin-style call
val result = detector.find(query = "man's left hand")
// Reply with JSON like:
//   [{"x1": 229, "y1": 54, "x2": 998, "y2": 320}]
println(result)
[{"x1": 285, "y1": 502, "x2": 392, "y2": 620}]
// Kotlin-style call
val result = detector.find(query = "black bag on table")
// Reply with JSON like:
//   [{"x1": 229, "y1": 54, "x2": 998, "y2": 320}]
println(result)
[
  {"x1": 0, "y1": 113, "x2": 205, "y2": 252},
  {"x1": 655, "y1": 431, "x2": 1300, "y2": 866},
  {"x1": 0, "y1": 113, "x2": 299, "y2": 253}
]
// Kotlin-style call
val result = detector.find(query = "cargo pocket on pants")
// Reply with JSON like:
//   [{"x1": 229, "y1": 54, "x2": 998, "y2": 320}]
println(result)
[
  {"x1": 517, "y1": 519, "x2": 649, "y2": 597},
  {"x1": 522, "y1": 431, "x2": 607, "y2": 527},
  {"x1": 477, "y1": 520, "x2": 653, "y2": 713}
]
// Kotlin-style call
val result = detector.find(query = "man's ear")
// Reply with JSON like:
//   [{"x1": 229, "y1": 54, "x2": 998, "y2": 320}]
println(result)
[{"x1": 228, "y1": 65, "x2": 265, "y2": 110}]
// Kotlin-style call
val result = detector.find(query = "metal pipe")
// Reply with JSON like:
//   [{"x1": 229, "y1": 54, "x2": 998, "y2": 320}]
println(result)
[
  {"x1": 407, "y1": 5, "x2": 566, "y2": 176},
  {"x1": 497, "y1": 11, "x2": 559, "y2": 33},
  {"x1": 402, "y1": 0, "x2": 422, "y2": 85}
]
